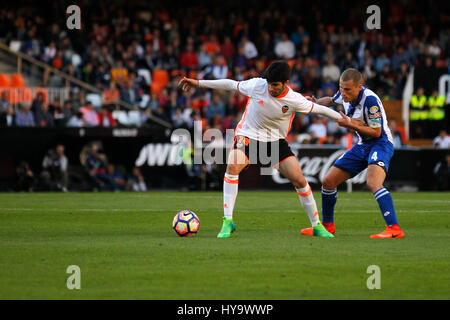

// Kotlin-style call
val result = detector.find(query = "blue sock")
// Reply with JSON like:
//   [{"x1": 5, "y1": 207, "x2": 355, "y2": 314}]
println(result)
[
  {"x1": 374, "y1": 188, "x2": 399, "y2": 226},
  {"x1": 321, "y1": 187, "x2": 337, "y2": 223}
]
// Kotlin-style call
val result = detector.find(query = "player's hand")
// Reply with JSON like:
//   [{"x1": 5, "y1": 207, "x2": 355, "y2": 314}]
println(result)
[
  {"x1": 178, "y1": 77, "x2": 199, "y2": 91},
  {"x1": 336, "y1": 111, "x2": 352, "y2": 128},
  {"x1": 306, "y1": 95, "x2": 317, "y2": 103}
]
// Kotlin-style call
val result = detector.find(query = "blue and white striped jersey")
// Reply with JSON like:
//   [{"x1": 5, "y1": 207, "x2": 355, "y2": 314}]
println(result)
[{"x1": 332, "y1": 86, "x2": 394, "y2": 145}]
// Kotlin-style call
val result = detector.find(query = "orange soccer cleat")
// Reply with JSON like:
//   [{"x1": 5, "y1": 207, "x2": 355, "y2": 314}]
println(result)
[
  {"x1": 370, "y1": 224, "x2": 405, "y2": 239},
  {"x1": 301, "y1": 222, "x2": 335, "y2": 236}
]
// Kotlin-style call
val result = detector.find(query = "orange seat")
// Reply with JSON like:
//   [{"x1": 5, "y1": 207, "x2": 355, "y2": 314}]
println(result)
[
  {"x1": 0, "y1": 74, "x2": 11, "y2": 87},
  {"x1": 21, "y1": 88, "x2": 33, "y2": 103},
  {"x1": 11, "y1": 74, "x2": 25, "y2": 88},
  {"x1": 153, "y1": 70, "x2": 169, "y2": 87},
  {"x1": 6, "y1": 88, "x2": 19, "y2": 104},
  {"x1": 151, "y1": 82, "x2": 162, "y2": 94}
]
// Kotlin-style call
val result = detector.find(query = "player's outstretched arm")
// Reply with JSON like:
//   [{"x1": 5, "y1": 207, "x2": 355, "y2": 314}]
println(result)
[
  {"x1": 310, "y1": 104, "x2": 343, "y2": 120},
  {"x1": 336, "y1": 111, "x2": 382, "y2": 138},
  {"x1": 178, "y1": 77, "x2": 238, "y2": 92},
  {"x1": 306, "y1": 96, "x2": 336, "y2": 107}
]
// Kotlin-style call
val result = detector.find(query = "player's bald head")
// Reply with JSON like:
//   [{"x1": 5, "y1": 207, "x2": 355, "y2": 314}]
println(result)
[{"x1": 340, "y1": 68, "x2": 362, "y2": 86}]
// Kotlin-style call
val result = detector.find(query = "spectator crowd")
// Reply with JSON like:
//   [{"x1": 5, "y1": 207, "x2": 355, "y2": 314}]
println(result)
[{"x1": 0, "y1": 0, "x2": 448, "y2": 146}]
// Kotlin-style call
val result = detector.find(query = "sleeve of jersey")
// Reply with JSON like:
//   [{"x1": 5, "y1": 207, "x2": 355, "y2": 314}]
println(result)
[
  {"x1": 288, "y1": 91, "x2": 342, "y2": 120},
  {"x1": 236, "y1": 77, "x2": 266, "y2": 98},
  {"x1": 332, "y1": 90, "x2": 343, "y2": 104},
  {"x1": 365, "y1": 96, "x2": 382, "y2": 128},
  {"x1": 198, "y1": 79, "x2": 239, "y2": 91}
]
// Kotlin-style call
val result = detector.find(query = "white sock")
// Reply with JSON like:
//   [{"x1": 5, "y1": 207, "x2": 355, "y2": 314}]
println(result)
[
  {"x1": 296, "y1": 183, "x2": 320, "y2": 227},
  {"x1": 223, "y1": 173, "x2": 239, "y2": 220}
]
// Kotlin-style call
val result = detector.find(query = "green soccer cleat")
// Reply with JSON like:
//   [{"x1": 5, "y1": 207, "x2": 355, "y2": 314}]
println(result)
[
  {"x1": 312, "y1": 221, "x2": 335, "y2": 238},
  {"x1": 217, "y1": 217, "x2": 236, "y2": 238}
]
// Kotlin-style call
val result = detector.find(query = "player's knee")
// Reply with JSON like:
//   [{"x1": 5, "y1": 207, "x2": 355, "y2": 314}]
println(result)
[
  {"x1": 322, "y1": 175, "x2": 336, "y2": 190},
  {"x1": 226, "y1": 164, "x2": 243, "y2": 176},
  {"x1": 366, "y1": 179, "x2": 382, "y2": 193},
  {"x1": 291, "y1": 175, "x2": 307, "y2": 189}
]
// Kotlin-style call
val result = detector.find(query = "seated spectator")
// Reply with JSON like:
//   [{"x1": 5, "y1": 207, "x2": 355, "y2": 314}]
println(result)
[
  {"x1": 155, "y1": 45, "x2": 178, "y2": 70},
  {"x1": 375, "y1": 52, "x2": 390, "y2": 72},
  {"x1": 35, "y1": 102, "x2": 55, "y2": 127},
  {"x1": 321, "y1": 76, "x2": 336, "y2": 94},
  {"x1": 120, "y1": 79, "x2": 140, "y2": 106},
  {"x1": 31, "y1": 92, "x2": 45, "y2": 114},
  {"x1": 110, "y1": 60, "x2": 129, "y2": 83},
  {"x1": 126, "y1": 167, "x2": 148, "y2": 192},
  {"x1": 200, "y1": 55, "x2": 228, "y2": 80},
  {"x1": 98, "y1": 105, "x2": 117, "y2": 127},
  {"x1": 275, "y1": 33, "x2": 296, "y2": 59},
  {"x1": 198, "y1": 44, "x2": 212, "y2": 69},
  {"x1": 340, "y1": 51, "x2": 359, "y2": 70},
  {"x1": 0, "y1": 105, "x2": 16, "y2": 127},
  {"x1": 433, "y1": 130, "x2": 450, "y2": 149},
  {"x1": 204, "y1": 34, "x2": 221, "y2": 55},
  {"x1": 15, "y1": 104, "x2": 35, "y2": 127},
  {"x1": 220, "y1": 36, "x2": 236, "y2": 63},
  {"x1": 0, "y1": 90, "x2": 10, "y2": 112},
  {"x1": 242, "y1": 36, "x2": 258, "y2": 60},
  {"x1": 80, "y1": 142, "x2": 115, "y2": 191},
  {"x1": 322, "y1": 58, "x2": 340, "y2": 82},
  {"x1": 172, "y1": 108, "x2": 189, "y2": 128},
  {"x1": 103, "y1": 81, "x2": 120, "y2": 104},
  {"x1": 106, "y1": 164, "x2": 126, "y2": 191},
  {"x1": 16, "y1": 161, "x2": 35, "y2": 192},
  {"x1": 179, "y1": 44, "x2": 199, "y2": 70},
  {"x1": 80, "y1": 101, "x2": 99, "y2": 126},
  {"x1": 307, "y1": 115, "x2": 327, "y2": 144},
  {"x1": 41, "y1": 144, "x2": 69, "y2": 192},
  {"x1": 206, "y1": 93, "x2": 225, "y2": 121},
  {"x1": 67, "y1": 111, "x2": 85, "y2": 127}
]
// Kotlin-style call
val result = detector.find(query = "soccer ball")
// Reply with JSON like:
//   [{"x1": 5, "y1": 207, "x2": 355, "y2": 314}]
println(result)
[{"x1": 173, "y1": 210, "x2": 200, "y2": 237}]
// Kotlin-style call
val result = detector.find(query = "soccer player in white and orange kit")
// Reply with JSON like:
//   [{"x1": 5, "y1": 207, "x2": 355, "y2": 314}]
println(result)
[{"x1": 179, "y1": 61, "x2": 343, "y2": 238}]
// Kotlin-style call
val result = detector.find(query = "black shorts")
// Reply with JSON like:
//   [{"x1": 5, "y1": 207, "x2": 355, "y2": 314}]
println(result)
[{"x1": 232, "y1": 135, "x2": 295, "y2": 167}]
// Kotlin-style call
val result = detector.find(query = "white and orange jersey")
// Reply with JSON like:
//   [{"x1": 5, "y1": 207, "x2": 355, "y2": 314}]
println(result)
[
  {"x1": 234, "y1": 77, "x2": 316, "y2": 142},
  {"x1": 198, "y1": 77, "x2": 341, "y2": 142}
]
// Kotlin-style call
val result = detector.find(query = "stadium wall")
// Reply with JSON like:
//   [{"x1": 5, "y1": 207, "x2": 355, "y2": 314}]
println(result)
[{"x1": 1, "y1": 128, "x2": 448, "y2": 191}]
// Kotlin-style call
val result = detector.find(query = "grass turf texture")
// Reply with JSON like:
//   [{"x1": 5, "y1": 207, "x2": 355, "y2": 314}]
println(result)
[{"x1": 0, "y1": 191, "x2": 449, "y2": 300}]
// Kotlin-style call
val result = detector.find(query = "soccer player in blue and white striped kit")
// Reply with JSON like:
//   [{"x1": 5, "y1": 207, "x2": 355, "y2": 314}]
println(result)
[{"x1": 301, "y1": 68, "x2": 405, "y2": 238}]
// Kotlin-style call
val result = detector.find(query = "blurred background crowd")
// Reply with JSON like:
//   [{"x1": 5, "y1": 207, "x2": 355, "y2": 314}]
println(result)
[{"x1": 0, "y1": 0, "x2": 448, "y2": 147}]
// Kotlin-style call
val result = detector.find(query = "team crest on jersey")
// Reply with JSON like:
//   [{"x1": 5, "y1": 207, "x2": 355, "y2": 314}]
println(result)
[
  {"x1": 281, "y1": 105, "x2": 289, "y2": 113},
  {"x1": 369, "y1": 106, "x2": 379, "y2": 114}
]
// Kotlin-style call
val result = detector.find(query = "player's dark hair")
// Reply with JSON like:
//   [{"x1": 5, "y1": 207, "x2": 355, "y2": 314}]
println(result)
[
  {"x1": 341, "y1": 68, "x2": 362, "y2": 85},
  {"x1": 264, "y1": 60, "x2": 291, "y2": 83}
]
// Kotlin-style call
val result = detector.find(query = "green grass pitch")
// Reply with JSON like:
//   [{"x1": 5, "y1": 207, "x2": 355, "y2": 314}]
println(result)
[{"x1": 0, "y1": 191, "x2": 449, "y2": 299}]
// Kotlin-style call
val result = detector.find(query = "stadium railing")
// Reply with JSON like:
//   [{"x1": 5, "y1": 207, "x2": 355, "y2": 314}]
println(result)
[{"x1": 0, "y1": 41, "x2": 172, "y2": 128}]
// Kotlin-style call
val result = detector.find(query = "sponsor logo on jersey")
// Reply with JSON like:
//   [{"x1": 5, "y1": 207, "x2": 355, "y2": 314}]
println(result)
[
  {"x1": 281, "y1": 105, "x2": 289, "y2": 113},
  {"x1": 368, "y1": 112, "x2": 381, "y2": 119}
]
